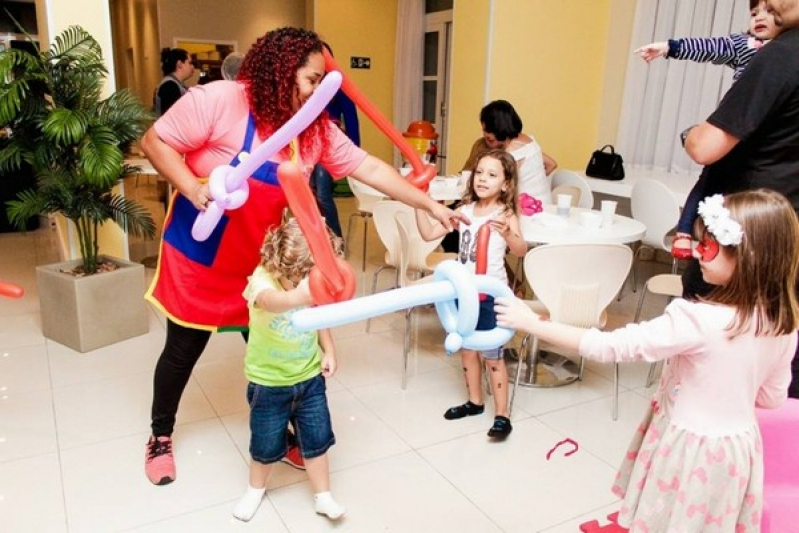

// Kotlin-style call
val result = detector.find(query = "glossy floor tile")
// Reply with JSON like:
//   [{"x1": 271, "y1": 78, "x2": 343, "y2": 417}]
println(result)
[{"x1": 0, "y1": 188, "x2": 677, "y2": 532}]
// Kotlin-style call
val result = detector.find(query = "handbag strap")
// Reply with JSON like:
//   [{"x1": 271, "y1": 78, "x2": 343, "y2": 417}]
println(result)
[{"x1": 599, "y1": 144, "x2": 615, "y2": 154}]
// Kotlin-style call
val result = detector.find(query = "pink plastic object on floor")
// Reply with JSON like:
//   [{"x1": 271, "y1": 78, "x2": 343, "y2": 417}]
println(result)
[
  {"x1": 757, "y1": 398, "x2": 799, "y2": 533},
  {"x1": 579, "y1": 512, "x2": 628, "y2": 532},
  {"x1": 0, "y1": 281, "x2": 23, "y2": 298}
]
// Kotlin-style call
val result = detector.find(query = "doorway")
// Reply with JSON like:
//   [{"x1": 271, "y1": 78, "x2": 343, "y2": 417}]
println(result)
[{"x1": 423, "y1": 8, "x2": 452, "y2": 174}]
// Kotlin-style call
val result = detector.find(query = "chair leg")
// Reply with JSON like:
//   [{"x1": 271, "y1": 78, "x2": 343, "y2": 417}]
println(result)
[
  {"x1": 510, "y1": 334, "x2": 529, "y2": 415},
  {"x1": 645, "y1": 361, "x2": 659, "y2": 388},
  {"x1": 613, "y1": 363, "x2": 619, "y2": 421},
  {"x1": 361, "y1": 214, "x2": 370, "y2": 272},
  {"x1": 670, "y1": 257, "x2": 679, "y2": 274},
  {"x1": 345, "y1": 213, "x2": 358, "y2": 258},
  {"x1": 365, "y1": 265, "x2": 395, "y2": 333},
  {"x1": 634, "y1": 282, "x2": 648, "y2": 322},
  {"x1": 402, "y1": 307, "x2": 412, "y2": 390}
]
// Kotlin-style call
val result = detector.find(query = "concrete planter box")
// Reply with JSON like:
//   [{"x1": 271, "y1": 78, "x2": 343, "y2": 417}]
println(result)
[{"x1": 36, "y1": 256, "x2": 148, "y2": 352}]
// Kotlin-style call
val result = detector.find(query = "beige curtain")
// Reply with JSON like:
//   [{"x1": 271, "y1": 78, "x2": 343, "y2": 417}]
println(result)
[{"x1": 392, "y1": 0, "x2": 425, "y2": 167}]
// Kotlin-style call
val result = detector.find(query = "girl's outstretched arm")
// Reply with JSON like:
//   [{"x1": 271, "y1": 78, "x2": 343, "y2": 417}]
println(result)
[{"x1": 494, "y1": 296, "x2": 584, "y2": 353}]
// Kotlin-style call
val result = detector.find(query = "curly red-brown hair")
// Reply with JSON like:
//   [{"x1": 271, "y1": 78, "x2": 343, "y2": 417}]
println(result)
[{"x1": 238, "y1": 27, "x2": 331, "y2": 161}]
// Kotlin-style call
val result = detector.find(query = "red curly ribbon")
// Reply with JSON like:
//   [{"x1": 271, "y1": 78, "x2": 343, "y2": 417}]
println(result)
[{"x1": 546, "y1": 437, "x2": 579, "y2": 460}]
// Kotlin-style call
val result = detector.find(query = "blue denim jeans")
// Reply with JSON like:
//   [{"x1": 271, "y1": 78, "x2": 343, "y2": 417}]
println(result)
[
  {"x1": 311, "y1": 164, "x2": 342, "y2": 237},
  {"x1": 247, "y1": 374, "x2": 335, "y2": 464}
]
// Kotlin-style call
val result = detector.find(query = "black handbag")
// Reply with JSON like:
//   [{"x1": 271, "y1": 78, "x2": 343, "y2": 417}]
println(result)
[{"x1": 585, "y1": 144, "x2": 625, "y2": 181}]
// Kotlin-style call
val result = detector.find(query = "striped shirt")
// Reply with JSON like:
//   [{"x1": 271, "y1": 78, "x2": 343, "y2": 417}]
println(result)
[{"x1": 667, "y1": 32, "x2": 764, "y2": 80}]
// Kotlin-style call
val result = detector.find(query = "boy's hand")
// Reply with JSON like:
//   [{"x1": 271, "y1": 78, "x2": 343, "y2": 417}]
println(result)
[
  {"x1": 635, "y1": 42, "x2": 668, "y2": 63},
  {"x1": 321, "y1": 352, "x2": 337, "y2": 378}
]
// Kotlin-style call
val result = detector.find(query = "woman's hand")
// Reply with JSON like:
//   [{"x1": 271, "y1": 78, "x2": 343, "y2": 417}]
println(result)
[
  {"x1": 190, "y1": 182, "x2": 213, "y2": 211},
  {"x1": 494, "y1": 296, "x2": 540, "y2": 332},
  {"x1": 429, "y1": 202, "x2": 470, "y2": 232},
  {"x1": 635, "y1": 42, "x2": 669, "y2": 63}
]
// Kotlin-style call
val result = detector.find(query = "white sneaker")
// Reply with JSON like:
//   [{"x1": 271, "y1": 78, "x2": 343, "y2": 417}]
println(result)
[{"x1": 314, "y1": 491, "x2": 345, "y2": 520}]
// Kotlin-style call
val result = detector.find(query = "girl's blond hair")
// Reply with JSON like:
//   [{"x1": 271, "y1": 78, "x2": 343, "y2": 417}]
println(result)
[
  {"x1": 695, "y1": 189, "x2": 799, "y2": 337},
  {"x1": 259, "y1": 217, "x2": 343, "y2": 285}
]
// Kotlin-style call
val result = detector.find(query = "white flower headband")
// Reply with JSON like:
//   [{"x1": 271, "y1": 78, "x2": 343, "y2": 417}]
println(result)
[{"x1": 697, "y1": 194, "x2": 744, "y2": 246}]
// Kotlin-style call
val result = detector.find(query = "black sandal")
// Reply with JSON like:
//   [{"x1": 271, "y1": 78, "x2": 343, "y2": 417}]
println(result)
[
  {"x1": 487, "y1": 416, "x2": 513, "y2": 439},
  {"x1": 443, "y1": 401, "x2": 485, "y2": 420}
]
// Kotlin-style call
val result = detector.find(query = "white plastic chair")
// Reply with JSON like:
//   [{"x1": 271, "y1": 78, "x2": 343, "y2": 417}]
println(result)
[
  {"x1": 370, "y1": 200, "x2": 454, "y2": 291},
  {"x1": 345, "y1": 176, "x2": 385, "y2": 271},
  {"x1": 629, "y1": 179, "x2": 681, "y2": 291},
  {"x1": 635, "y1": 273, "x2": 682, "y2": 388},
  {"x1": 394, "y1": 211, "x2": 436, "y2": 389},
  {"x1": 551, "y1": 169, "x2": 595, "y2": 209},
  {"x1": 511, "y1": 243, "x2": 633, "y2": 419}
]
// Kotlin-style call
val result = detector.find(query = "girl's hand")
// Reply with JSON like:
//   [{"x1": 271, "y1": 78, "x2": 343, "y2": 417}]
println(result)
[
  {"x1": 494, "y1": 296, "x2": 540, "y2": 332},
  {"x1": 489, "y1": 215, "x2": 510, "y2": 237},
  {"x1": 321, "y1": 351, "x2": 337, "y2": 378},
  {"x1": 635, "y1": 42, "x2": 668, "y2": 63},
  {"x1": 190, "y1": 182, "x2": 213, "y2": 211},
  {"x1": 294, "y1": 278, "x2": 313, "y2": 306}
]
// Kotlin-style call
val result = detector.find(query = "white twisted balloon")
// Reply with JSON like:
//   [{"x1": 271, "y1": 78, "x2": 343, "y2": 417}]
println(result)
[{"x1": 291, "y1": 260, "x2": 515, "y2": 352}]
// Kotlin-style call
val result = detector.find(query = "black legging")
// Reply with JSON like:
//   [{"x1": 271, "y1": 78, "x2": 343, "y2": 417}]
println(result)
[
  {"x1": 151, "y1": 319, "x2": 248, "y2": 436},
  {"x1": 682, "y1": 259, "x2": 799, "y2": 399}
]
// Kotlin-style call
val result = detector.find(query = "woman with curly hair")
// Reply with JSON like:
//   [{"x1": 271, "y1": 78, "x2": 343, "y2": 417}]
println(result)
[{"x1": 139, "y1": 27, "x2": 463, "y2": 486}]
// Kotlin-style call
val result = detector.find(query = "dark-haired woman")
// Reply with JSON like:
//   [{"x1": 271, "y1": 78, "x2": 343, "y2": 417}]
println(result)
[
  {"x1": 140, "y1": 27, "x2": 464, "y2": 486},
  {"x1": 154, "y1": 48, "x2": 194, "y2": 116},
  {"x1": 462, "y1": 100, "x2": 557, "y2": 205}
]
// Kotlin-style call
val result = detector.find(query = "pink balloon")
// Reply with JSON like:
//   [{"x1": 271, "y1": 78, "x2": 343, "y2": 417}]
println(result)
[
  {"x1": 191, "y1": 71, "x2": 343, "y2": 241},
  {"x1": 0, "y1": 281, "x2": 23, "y2": 298}
]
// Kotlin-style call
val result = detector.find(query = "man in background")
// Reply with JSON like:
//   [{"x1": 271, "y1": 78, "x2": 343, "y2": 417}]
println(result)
[{"x1": 684, "y1": 0, "x2": 799, "y2": 397}]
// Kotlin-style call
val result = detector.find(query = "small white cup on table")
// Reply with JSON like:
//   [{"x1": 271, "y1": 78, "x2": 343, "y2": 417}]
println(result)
[
  {"x1": 600, "y1": 200, "x2": 617, "y2": 227},
  {"x1": 556, "y1": 194, "x2": 572, "y2": 217}
]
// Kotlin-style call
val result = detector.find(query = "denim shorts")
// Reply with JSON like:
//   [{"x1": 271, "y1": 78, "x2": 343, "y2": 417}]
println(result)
[
  {"x1": 457, "y1": 295, "x2": 502, "y2": 360},
  {"x1": 247, "y1": 374, "x2": 335, "y2": 464}
]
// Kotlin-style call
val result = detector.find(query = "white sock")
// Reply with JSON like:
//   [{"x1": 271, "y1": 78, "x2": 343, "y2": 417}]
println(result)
[
  {"x1": 233, "y1": 485, "x2": 266, "y2": 522},
  {"x1": 314, "y1": 491, "x2": 345, "y2": 520}
]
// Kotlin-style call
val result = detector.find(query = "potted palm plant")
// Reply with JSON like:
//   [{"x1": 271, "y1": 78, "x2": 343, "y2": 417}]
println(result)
[{"x1": 0, "y1": 25, "x2": 156, "y2": 352}]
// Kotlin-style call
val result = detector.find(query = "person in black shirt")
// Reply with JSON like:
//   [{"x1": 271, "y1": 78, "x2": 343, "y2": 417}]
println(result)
[
  {"x1": 154, "y1": 48, "x2": 194, "y2": 116},
  {"x1": 683, "y1": 12, "x2": 799, "y2": 397}
]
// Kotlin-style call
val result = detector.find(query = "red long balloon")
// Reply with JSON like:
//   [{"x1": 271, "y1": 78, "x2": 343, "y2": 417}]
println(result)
[
  {"x1": 276, "y1": 162, "x2": 356, "y2": 305},
  {"x1": 0, "y1": 281, "x2": 24, "y2": 298},
  {"x1": 322, "y1": 49, "x2": 436, "y2": 192},
  {"x1": 475, "y1": 224, "x2": 490, "y2": 301}
]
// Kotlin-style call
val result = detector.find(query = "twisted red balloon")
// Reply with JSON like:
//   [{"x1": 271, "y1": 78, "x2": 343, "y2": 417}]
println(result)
[
  {"x1": 322, "y1": 48, "x2": 436, "y2": 192},
  {"x1": 0, "y1": 281, "x2": 24, "y2": 298},
  {"x1": 546, "y1": 437, "x2": 579, "y2": 460},
  {"x1": 276, "y1": 162, "x2": 356, "y2": 305},
  {"x1": 475, "y1": 224, "x2": 490, "y2": 302}
]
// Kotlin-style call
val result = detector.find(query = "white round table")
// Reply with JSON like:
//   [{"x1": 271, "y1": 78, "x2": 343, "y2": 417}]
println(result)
[{"x1": 520, "y1": 206, "x2": 645, "y2": 245}]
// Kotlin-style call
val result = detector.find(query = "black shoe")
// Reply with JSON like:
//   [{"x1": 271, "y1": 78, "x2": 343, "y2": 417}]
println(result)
[
  {"x1": 487, "y1": 416, "x2": 513, "y2": 439},
  {"x1": 443, "y1": 401, "x2": 485, "y2": 420}
]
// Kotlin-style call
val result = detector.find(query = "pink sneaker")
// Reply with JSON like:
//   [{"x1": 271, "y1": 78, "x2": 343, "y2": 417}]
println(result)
[
  {"x1": 280, "y1": 444, "x2": 306, "y2": 470},
  {"x1": 145, "y1": 436, "x2": 175, "y2": 485}
]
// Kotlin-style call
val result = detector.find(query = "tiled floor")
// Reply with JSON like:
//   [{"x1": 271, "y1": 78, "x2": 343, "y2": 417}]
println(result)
[{"x1": 0, "y1": 180, "x2": 676, "y2": 532}]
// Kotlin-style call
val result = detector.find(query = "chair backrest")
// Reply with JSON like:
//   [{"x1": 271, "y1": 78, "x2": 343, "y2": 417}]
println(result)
[
  {"x1": 372, "y1": 200, "x2": 444, "y2": 270},
  {"x1": 523, "y1": 243, "x2": 632, "y2": 327},
  {"x1": 550, "y1": 170, "x2": 595, "y2": 209},
  {"x1": 347, "y1": 176, "x2": 384, "y2": 214},
  {"x1": 551, "y1": 184, "x2": 581, "y2": 207},
  {"x1": 630, "y1": 178, "x2": 680, "y2": 251}
]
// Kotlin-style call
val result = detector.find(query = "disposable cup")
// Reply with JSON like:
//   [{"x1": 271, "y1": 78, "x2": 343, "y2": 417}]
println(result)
[
  {"x1": 556, "y1": 194, "x2": 572, "y2": 217},
  {"x1": 601, "y1": 200, "x2": 617, "y2": 227}
]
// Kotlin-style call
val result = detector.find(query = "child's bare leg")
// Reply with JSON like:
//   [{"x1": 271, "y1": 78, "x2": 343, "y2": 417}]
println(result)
[
  {"x1": 306, "y1": 454, "x2": 345, "y2": 520},
  {"x1": 444, "y1": 349, "x2": 486, "y2": 419},
  {"x1": 487, "y1": 357, "x2": 509, "y2": 417},
  {"x1": 233, "y1": 461, "x2": 272, "y2": 522},
  {"x1": 462, "y1": 349, "x2": 484, "y2": 405}
]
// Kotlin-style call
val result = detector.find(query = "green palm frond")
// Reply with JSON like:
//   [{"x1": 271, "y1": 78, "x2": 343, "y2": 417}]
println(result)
[{"x1": 0, "y1": 24, "x2": 154, "y2": 274}]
